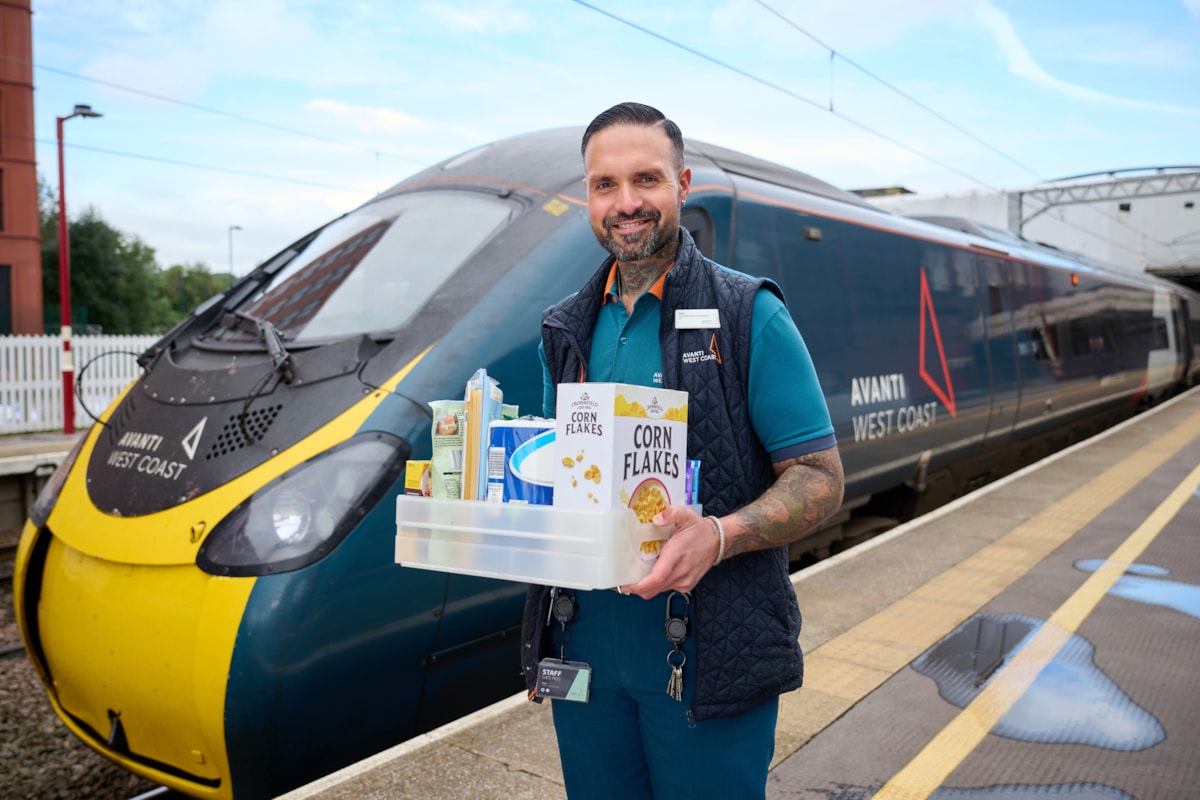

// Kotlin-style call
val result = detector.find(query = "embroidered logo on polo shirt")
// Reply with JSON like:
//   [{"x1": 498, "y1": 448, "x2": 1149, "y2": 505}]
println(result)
[{"x1": 682, "y1": 333, "x2": 722, "y2": 365}]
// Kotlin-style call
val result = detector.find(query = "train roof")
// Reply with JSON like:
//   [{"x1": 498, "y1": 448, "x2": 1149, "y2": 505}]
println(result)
[
  {"x1": 682, "y1": 138, "x2": 877, "y2": 210},
  {"x1": 380, "y1": 128, "x2": 1198, "y2": 299},
  {"x1": 388, "y1": 126, "x2": 876, "y2": 211}
]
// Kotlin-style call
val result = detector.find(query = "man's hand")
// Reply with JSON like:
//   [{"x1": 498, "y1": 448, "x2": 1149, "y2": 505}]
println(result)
[{"x1": 624, "y1": 505, "x2": 720, "y2": 598}]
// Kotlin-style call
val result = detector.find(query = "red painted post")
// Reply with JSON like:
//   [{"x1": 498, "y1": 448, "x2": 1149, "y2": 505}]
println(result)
[{"x1": 56, "y1": 114, "x2": 74, "y2": 434}]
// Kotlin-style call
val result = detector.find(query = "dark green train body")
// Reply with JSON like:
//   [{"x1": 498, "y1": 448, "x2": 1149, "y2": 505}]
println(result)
[{"x1": 15, "y1": 127, "x2": 1200, "y2": 799}]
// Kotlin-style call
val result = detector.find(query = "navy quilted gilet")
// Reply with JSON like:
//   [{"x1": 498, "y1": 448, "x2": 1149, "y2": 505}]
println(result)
[{"x1": 522, "y1": 228, "x2": 804, "y2": 720}]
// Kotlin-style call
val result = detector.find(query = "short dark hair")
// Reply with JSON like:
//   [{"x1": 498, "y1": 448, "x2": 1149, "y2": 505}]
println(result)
[{"x1": 581, "y1": 102, "x2": 685, "y2": 170}]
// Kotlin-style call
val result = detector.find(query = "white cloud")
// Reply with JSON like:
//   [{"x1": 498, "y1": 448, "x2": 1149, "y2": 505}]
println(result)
[
  {"x1": 82, "y1": 50, "x2": 210, "y2": 107},
  {"x1": 1050, "y1": 24, "x2": 1194, "y2": 69},
  {"x1": 973, "y1": 1, "x2": 1200, "y2": 114},
  {"x1": 420, "y1": 2, "x2": 532, "y2": 35},
  {"x1": 305, "y1": 100, "x2": 435, "y2": 135},
  {"x1": 1185, "y1": 0, "x2": 1200, "y2": 19},
  {"x1": 707, "y1": 0, "x2": 967, "y2": 53}
]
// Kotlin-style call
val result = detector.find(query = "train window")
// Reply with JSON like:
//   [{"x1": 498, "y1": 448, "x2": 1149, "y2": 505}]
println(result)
[
  {"x1": 1068, "y1": 318, "x2": 1091, "y2": 357},
  {"x1": 1029, "y1": 324, "x2": 1057, "y2": 361},
  {"x1": 988, "y1": 285, "x2": 1004, "y2": 316},
  {"x1": 681, "y1": 207, "x2": 714, "y2": 259},
  {"x1": 203, "y1": 190, "x2": 518, "y2": 344}
]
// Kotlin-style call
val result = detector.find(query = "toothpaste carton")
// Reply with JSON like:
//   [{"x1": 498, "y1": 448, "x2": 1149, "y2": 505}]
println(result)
[{"x1": 553, "y1": 383, "x2": 688, "y2": 523}]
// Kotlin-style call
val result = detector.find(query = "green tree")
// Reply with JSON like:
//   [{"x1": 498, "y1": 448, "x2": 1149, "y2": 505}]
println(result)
[
  {"x1": 162, "y1": 262, "x2": 230, "y2": 325},
  {"x1": 38, "y1": 173, "x2": 224, "y2": 335},
  {"x1": 38, "y1": 174, "x2": 57, "y2": 243},
  {"x1": 42, "y1": 206, "x2": 174, "y2": 334}
]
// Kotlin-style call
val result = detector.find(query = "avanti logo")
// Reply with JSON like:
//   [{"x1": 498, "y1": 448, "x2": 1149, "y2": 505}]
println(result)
[
  {"x1": 708, "y1": 333, "x2": 722, "y2": 364},
  {"x1": 681, "y1": 333, "x2": 721, "y2": 366},
  {"x1": 181, "y1": 417, "x2": 207, "y2": 461},
  {"x1": 919, "y1": 267, "x2": 956, "y2": 418},
  {"x1": 847, "y1": 268, "x2": 956, "y2": 444}
]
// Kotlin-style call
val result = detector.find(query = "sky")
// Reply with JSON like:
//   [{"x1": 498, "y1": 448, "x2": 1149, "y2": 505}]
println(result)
[{"x1": 28, "y1": 0, "x2": 1200, "y2": 277}]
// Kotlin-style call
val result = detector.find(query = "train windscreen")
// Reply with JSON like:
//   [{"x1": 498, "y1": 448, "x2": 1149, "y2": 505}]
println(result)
[{"x1": 203, "y1": 190, "x2": 518, "y2": 344}]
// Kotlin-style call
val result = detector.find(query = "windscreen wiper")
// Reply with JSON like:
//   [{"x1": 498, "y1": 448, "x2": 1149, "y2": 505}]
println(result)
[{"x1": 222, "y1": 309, "x2": 294, "y2": 384}]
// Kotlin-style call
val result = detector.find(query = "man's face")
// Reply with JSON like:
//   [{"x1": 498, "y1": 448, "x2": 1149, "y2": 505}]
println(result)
[{"x1": 583, "y1": 124, "x2": 691, "y2": 263}]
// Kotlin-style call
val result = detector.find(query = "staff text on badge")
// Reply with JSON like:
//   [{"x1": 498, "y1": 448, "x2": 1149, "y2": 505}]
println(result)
[{"x1": 675, "y1": 309, "x2": 720, "y2": 329}]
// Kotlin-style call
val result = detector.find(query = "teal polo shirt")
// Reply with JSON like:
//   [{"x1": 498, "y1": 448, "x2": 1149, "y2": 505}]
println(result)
[{"x1": 541, "y1": 262, "x2": 835, "y2": 462}]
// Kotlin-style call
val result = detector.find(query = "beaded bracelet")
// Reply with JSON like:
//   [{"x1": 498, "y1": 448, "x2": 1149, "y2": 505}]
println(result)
[{"x1": 706, "y1": 515, "x2": 726, "y2": 567}]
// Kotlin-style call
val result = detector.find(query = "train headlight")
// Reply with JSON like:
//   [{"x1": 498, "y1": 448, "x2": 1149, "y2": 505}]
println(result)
[
  {"x1": 29, "y1": 430, "x2": 90, "y2": 528},
  {"x1": 271, "y1": 490, "x2": 312, "y2": 543},
  {"x1": 197, "y1": 432, "x2": 408, "y2": 576}
]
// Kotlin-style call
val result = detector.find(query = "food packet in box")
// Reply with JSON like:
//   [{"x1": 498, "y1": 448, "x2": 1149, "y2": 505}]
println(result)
[
  {"x1": 429, "y1": 400, "x2": 465, "y2": 499},
  {"x1": 462, "y1": 368, "x2": 503, "y2": 501}
]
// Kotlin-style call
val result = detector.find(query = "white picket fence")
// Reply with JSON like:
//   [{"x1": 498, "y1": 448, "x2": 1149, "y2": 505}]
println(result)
[{"x1": 0, "y1": 335, "x2": 160, "y2": 435}]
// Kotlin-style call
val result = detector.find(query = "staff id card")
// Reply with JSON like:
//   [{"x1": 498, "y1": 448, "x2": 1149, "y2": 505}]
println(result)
[
  {"x1": 675, "y1": 309, "x2": 720, "y2": 329},
  {"x1": 536, "y1": 659, "x2": 592, "y2": 703}
]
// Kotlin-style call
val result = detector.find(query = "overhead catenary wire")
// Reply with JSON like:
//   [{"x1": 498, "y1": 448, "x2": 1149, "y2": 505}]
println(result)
[
  {"x1": 751, "y1": 0, "x2": 1046, "y2": 182},
  {"x1": 3, "y1": 130, "x2": 371, "y2": 193},
  {"x1": 19, "y1": 58, "x2": 429, "y2": 167},
  {"x1": 750, "y1": 0, "x2": 1177, "y2": 257},
  {"x1": 569, "y1": 0, "x2": 996, "y2": 192},
  {"x1": 17, "y1": 14, "x2": 1183, "y2": 264},
  {"x1": 56, "y1": 140, "x2": 367, "y2": 193},
  {"x1": 572, "y1": 0, "x2": 1174, "y2": 262}
]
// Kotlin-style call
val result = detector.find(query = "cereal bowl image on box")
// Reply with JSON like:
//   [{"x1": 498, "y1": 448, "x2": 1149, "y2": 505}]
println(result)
[{"x1": 627, "y1": 477, "x2": 669, "y2": 561}]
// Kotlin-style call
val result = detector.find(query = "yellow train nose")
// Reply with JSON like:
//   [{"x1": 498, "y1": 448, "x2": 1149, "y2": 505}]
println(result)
[{"x1": 31, "y1": 532, "x2": 252, "y2": 797}]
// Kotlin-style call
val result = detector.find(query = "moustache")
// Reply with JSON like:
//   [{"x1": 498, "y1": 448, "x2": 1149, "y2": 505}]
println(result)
[{"x1": 605, "y1": 212, "x2": 660, "y2": 229}]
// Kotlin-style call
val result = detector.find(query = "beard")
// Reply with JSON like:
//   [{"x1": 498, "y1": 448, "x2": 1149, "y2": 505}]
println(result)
[{"x1": 597, "y1": 211, "x2": 673, "y2": 263}]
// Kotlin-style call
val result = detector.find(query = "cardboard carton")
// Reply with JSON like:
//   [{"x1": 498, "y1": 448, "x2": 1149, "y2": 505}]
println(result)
[{"x1": 553, "y1": 383, "x2": 688, "y2": 525}]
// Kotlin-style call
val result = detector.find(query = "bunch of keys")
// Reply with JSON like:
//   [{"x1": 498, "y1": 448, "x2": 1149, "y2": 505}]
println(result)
[{"x1": 664, "y1": 591, "x2": 690, "y2": 702}]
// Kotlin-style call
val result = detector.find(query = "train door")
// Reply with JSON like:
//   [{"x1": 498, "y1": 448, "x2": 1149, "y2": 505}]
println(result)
[
  {"x1": 414, "y1": 574, "x2": 527, "y2": 731},
  {"x1": 976, "y1": 257, "x2": 1021, "y2": 442},
  {"x1": 1145, "y1": 289, "x2": 1182, "y2": 399},
  {"x1": 1008, "y1": 263, "x2": 1061, "y2": 432}
]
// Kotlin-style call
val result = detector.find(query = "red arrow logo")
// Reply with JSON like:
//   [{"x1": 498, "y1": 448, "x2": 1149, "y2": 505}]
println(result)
[{"x1": 919, "y1": 267, "x2": 957, "y2": 418}]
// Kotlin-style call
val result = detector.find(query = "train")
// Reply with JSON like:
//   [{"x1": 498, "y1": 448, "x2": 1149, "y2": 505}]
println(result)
[{"x1": 15, "y1": 126, "x2": 1200, "y2": 799}]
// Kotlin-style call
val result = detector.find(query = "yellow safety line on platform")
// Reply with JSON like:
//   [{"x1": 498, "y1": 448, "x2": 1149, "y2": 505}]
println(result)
[
  {"x1": 873, "y1": 460, "x2": 1200, "y2": 800},
  {"x1": 772, "y1": 407, "x2": 1200, "y2": 768}
]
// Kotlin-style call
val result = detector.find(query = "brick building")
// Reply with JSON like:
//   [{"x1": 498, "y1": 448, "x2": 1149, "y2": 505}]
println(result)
[{"x1": 0, "y1": 0, "x2": 39, "y2": 334}]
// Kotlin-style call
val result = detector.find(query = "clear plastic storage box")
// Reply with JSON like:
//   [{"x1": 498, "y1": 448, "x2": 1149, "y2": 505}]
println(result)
[{"x1": 395, "y1": 496, "x2": 687, "y2": 590}]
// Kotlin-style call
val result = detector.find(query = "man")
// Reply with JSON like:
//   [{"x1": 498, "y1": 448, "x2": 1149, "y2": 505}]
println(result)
[{"x1": 521, "y1": 102, "x2": 843, "y2": 799}]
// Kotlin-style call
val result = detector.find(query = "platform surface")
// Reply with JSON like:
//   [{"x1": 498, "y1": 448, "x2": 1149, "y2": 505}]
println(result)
[
  {"x1": 274, "y1": 386, "x2": 1200, "y2": 799},
  {"x1": 0, "y1": 431, "x2": 81, "y2": 477}
]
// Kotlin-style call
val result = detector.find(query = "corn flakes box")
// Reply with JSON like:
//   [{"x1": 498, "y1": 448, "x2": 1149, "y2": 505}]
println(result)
[{"x1": 553, "y1": 384, "x2": 688, "y2": 530}]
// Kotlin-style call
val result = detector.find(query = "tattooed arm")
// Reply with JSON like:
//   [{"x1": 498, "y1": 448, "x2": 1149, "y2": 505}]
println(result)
[
  {"x1": 624, "y1": 445, "x2": 843, "y2": 598},
  {"x1": 722, "y1": 447, "x2": 844, "y2": 559}
]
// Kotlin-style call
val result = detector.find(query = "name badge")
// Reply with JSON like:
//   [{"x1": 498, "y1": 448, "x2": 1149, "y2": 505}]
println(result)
[
  {"x1": 537, "y1": 659, "x2": 592, "y2": 703},
  {"x1": 675, "y1": 309, "x2": 720, "y2": 329}
]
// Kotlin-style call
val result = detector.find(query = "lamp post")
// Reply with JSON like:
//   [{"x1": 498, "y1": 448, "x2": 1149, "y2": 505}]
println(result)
[
  {"x1": 228, "y1": 225, "x2": 242, "y2": 289},
  {"x1": 56, "y1": 103, "x2": 103, "y2": 435}
]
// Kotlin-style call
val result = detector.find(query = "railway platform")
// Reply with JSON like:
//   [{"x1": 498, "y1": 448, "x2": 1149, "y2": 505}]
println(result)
[
  {"x1": 280, "y1": 385, "x2": 1200, "y2": 800},
  {"x1": 0, "y1": 432, "x2": 81, "y2": 538},
  {"x1": 0, "y1": 431, "x2": 80, "y2": 477}
]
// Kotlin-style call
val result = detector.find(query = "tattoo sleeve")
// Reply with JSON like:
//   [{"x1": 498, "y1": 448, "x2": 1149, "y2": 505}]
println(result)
[{"x1": 724, "y1": 446, "x2": 845, "y2": 558}]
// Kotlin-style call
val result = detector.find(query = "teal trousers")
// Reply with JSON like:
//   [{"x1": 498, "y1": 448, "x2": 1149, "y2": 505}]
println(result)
[{"x1": 549, "y1": 588, "x2": 778, "y2": 800}]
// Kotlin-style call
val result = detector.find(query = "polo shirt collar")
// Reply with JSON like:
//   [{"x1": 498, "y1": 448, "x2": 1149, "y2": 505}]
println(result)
[{"x1": 603, "y1": 260, "x2": 674, "y2": 305}]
